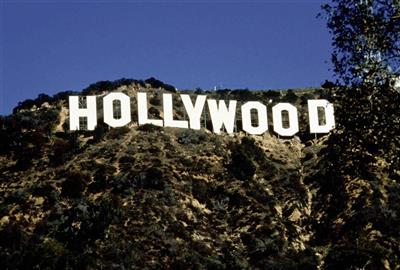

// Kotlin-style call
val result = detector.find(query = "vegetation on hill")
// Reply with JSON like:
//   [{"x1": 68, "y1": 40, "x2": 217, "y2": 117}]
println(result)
[
  {"x1": 0, "y1": 78, "x2": 331, "y2": 269},
  {"x1": 0, "y1": 70, "x2": 398, "y2": 269}
]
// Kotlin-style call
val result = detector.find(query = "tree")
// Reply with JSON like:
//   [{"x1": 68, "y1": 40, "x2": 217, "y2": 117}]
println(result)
[
  {"x1": 320, "y1": 0, "x2": 400, "y2": 176},
  {"x1": 310, "y1": 1, "x2": 400, "y2": 269},
  {"x1": 320, "y1": 0, "x2": 400, "y2": 174},
  {"x1": 321, "y1": 0, "x2": 400, "y2": 86}
]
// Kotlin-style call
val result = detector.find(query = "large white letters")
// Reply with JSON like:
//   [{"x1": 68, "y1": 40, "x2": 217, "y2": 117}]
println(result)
[
  {"x1": 207, "y1": 99, "x2": 237, "y2": 134},
  {"x1": 308, "y1": 99, "x2": 335, "y2": 133},
  {"x1": 272, "y1": 103, "x2": 299, "y2": 136},
  {"x1": 69, "y1": 92, "x2": 335, "y2": 136},
  {"x1": 241, "y1": 102, "x2": 268, "y2": 135},
  {"x1": 103, "y1": 92, "x2": 131, "y2": 127},
  {"x1": 137, "y1": 92, "x2": 163, "y2": 126},
  {"x1": 163, "y1": 94, "x2": 189, "y2": 129},
  {"x1": 181, "y1": 94, "x2": 207, "y2": 130},
  {"x1": 69, "y1": 96, "x2": 97, "y2": 130}
]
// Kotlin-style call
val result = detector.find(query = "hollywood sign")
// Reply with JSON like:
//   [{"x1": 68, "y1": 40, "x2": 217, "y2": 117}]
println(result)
[{"x1": 69, "y1": 92, "x2": 335, "y2": 136}]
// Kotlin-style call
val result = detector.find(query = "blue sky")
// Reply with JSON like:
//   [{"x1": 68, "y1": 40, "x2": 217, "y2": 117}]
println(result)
[{"x1": 0, "y1": 0, "x2": 332, "y2": 115}]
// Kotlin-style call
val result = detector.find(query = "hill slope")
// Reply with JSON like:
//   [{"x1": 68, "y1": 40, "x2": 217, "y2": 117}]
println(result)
[{"x1": 0, "y1": 78, "x2": 399, "y2": 269}]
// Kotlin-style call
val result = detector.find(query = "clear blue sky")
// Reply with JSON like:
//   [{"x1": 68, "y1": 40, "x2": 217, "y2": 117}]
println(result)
[{"x1": 0, "y1": 0, "x2": 333, "y2": 115}]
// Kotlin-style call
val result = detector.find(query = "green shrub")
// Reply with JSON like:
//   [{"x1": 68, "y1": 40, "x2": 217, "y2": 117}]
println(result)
[
  {"x1": 148, "y1": 107, "x2": 161, "y2": 118},
  {"x1": 61, "y1": 171, "x2": 90, "y2": 198},
  {"x1": 283, "y1": 89, "x2": 298, "y2": 102},
  {"x1": 228, "y1": 137, "x2": 273, "y2": 181},
  {"x1": 149, "y1": 94, "x2": 161, "y2": 106},
  {"x1": 262, "y1": 90, "x2": 281, "y2": 99},
  {"x1": 230, "y1": 89, "x2": 254, "y2": 100},
  {"x1": 119, "y1": 155, "x2": 135, "y2": 171},
  {"x1": 230, "y1": 147, "x2": 257, "y2": 180},
  {"x1": 145, "y1": 77, "x2": 177, "y2": 92},
  {"x1": 137, "y1": 123, "x2": 162, "y2": 132},
  {"x1": 107, "y1": 126, "x2": 130, "y2": 139},
  {"x1": 177, "y1": 129, "x2": 207, "y2": 144}
]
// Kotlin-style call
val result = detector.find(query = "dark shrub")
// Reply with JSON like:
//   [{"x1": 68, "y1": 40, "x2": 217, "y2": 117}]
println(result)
[
  {"x1": 195, "y1": 88, "x2": 204, "y2": 94},
  {"x1": 142, "y1": 167, "x2": 165, "y2": 190},
  {"x1": 52, "y1": 196, "x2": 122, "y2": 255},
  {"x1": 119, "y1": 155, "x2": 135, "y2": 171},
  {"x1": 283, "y1": 89, "x2": 298, "y2": 102},
  {"x1": 262, "y1": 90, "x2": 281, "y2": 99},
  {"x1": 31, "y1": 182, "x2": 55, "y2": 198},
  {"x1": 52, "y1": 91, "x2": 78, "y2": 101},
  {"x1": 13, "y1": 99, "x2": 35, "y2": 113},
  {"x1": 321, "y1": 80, "x2": 336, "y2": 89},
  {"x1": 230, "y1": 89, "x2": 255, "y2": 100},
  {"x1": 14, "y1": 146, "x2": 38, "y2": 171},
  {"x1": 145, "y1": 77, "x2": 177, "y2": 92},
  {"x1": 88, "y1": 173, "x2": 107, "y2": 193},
  {"x1": 50, "y1": 138, "x2": 71, "y2": 165},
  {"x1": 230, "y1": 148, "x2": 257, "y2": 181},
  {"x1": 229, "y1": 137, "x2": 271, "y2": 181},
  {"x1": 12, "y1": 92, "x2": 54, "y2": 113},
  {"x1": 4, "y1": 189, "x2": 28, "y2": 205},
  {"x1": 61, "y1": 171, "x2": 90, "y2": 198},
  {"x1": 178, "y1": 129, "x2": 207, "y2": 144},
  {"x1": 93, "y1": 121, "x2": 109, "y2": 142},
  {"x1": 216, "y1": 89, "x2": 231, "y2": 98},
  {"x1": 149, "y1": 94, "x2": 161, "y2": 106},
  {"x1": 107, "y1": 126, "x2": 130, "y2": 139},
  {"x1": 300, "y1": 93, "x2": 316, "y2": 105},
  {"x1": 81, "y1": 78, "x2": 139, "y2": 95},
  {"x1": 88, "y1": 164, "x2": 116, "y2": 193},
  {"x1": 82, "y1": 80, "x2": 114, "y2": 95},
  {"x1": 138, "y1": 123, "x2": 162, "y2": 132},
  {"x1": 148, "y1": 107, "x2": 161, "y2": 118},
  {"x1": 36, "y1": 93, "x2": 53, "y2": 104}
]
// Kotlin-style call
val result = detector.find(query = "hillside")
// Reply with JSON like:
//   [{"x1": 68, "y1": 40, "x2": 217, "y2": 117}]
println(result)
[{"x1": 0, "y1": 78, "x2": 399, "y2": 269}]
